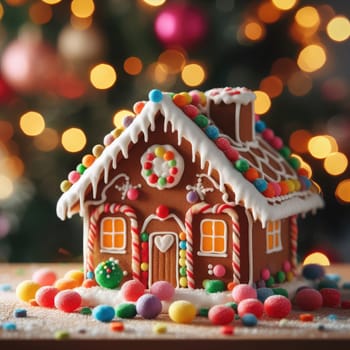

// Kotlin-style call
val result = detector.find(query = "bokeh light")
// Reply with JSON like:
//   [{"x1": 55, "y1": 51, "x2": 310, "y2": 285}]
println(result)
[
  {"x1": 272, "y1": 0, "x2": 297, "y2": 11},
  {"x1": 259, "y1": 75, "x2": 283, "y2": 98},
  {"x1": 3, "y1": 155, "x2": 24, "y2": 179},
  {"x1": 158, "y1": 49, "x2": 186, "y2": 74},
  {"x1": 271, "y1": 57, "x2": 298, "y2": 83},
  {"x1": 123, "y1": 56, "x2": 143, "y2": 76},
  {"x1": 287, "y1": 71, "x2": 313, "y2": 96},
  {"x1": 243, "y1": 21, "x2": 265, "y2": 41},
  {"x1": 90, "y1": 63, "x2": 117, "y2": 90},
  {"x1": 41, "y1": 0, "x2": 62, "y2": 4},
  {"x1": 257, "y1": 1, "x2": 281, "y2": 23},
  {"x1": 324, "y1": 152, "x2": 348, "y2": 176},
  {"x1": 326, "y1": 16, "x2": 350, "y2": 42},
  {"x1": 70, "y1": 0, "x2": 95, "y2": 19},
  {"x1": 113, "y1": 109, "x2": 134, "y2": 128},
  {"x1": 147, "y1": 62, "x2": 170, "y2": 85},
  {"x1": 181, "y1": 63, "x2": 206, "y2": 87},
  {"x1": 0, "y1": 3, "x2": 4, "y2": 20},
  {"x1": 335, "y1": 179, "x2": 350, "y2": 203},
  {"x1": 61, "y1": 127, "x2": 86, "y2": 153},
  {"x1": 19, "y1": 111, "x2": 45, "y2": 136},
  {"x1": 254, "y1": 90, "x2": 271, "y2": 115},
  {"x1": 29, "y1": 1, "x2": 52, "y2": 24},
  {"x1": 33, "y1": 128, "x2": 59, "y2": 152},
  {"x1": 143, "y1": 0, "x2": 166, "y2": 6},
  {"x1": 295, "y1": 6, "x2": 320, "y2": 29},
  {"x1": 289, "y1": 129, "x2": 312, "y2": 154},
  {"x1": 303, "y1": 252, "x2": 330, "y2": 266},
  {"x1": 0, "y1": 175, "x2": 14, "y2": 200},
  {"x1": 308, "y1": 135, "x2": 337, "y2": 159},
  {"x1": 0, "y1": 120, "x2": 14, "y2": 142},
  {"x1": 70, "y1": 15, "x2": 93, "y2": 30},
  {"x1": 297, "y1": 44, "x2": 326, "y2": 73}
]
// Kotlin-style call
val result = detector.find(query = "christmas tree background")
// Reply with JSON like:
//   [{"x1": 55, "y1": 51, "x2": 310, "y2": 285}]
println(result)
[{"x1": 0, "y1": 0, "x2": 349, "y2": 264}]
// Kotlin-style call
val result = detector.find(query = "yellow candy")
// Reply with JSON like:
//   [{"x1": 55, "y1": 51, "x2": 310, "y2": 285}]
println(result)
[
  {"x1": 178, "y1": 258, "x2": 186, "y2": 267},
  {"x1": 92, "y1": 144, "x2": 104, "y2": 157},
  {"x1": 154, "y1": 146, "x2": 165, "y2": 158},
  {"x1": 60, "y1": 180, "x2": 72, "y2": 193},
  {"x1": 179, "y1": 277, "x2": 187, "y2": 287},
  {"x1": 179, "y1": 249, "x2": 186, "y2": 258},
  {"x1": 16, "y1": 280, "x2": 41, "y2": 302},
  {"x1": 152, "y1": 322, "x2": 167, "y2": 334},
  {"x1": 168, "y1": 300, "x2": 196, "y2": 324},
  {"x1": 64, "y1": 269, "x2": 84, "y2": 287},
  {"x1": 111, "y1": 128, "x2": 123, "y2": 138},
  {"x1": 140, "y1": 262, "x2": 148, "y2": 271}
]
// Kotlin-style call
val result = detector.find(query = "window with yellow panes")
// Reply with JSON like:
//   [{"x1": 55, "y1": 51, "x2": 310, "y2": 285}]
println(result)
[
  {"x1": 100, "y1": 217, "x2": 126, "y2": 252},
  {"x1": 266, "y1": 220, "x2": 282, "y2": 253},
  {"x1": 200, "y1": 219, "x2": 227, "y2": 255}
]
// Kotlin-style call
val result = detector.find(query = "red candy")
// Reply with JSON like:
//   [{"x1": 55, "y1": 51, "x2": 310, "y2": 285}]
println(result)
[
  {"x1": 220, "y1": 325, "x2": 235, "y2": 335},
  {"x1": 320, "y1": 288, "x2": 341, "y2": 308},
  {"x1": 120, "y1": 280, "x2": 145, "y2": 302},
  {"x1": 232, "y1": 284, "x2": 257, "y2": 303},
  {"x1": 208, "y1": 305, "x2": 235, "y2": 325},
  {"x1": 294, "y1": 288, "x2": 323, "y2": 311},
  {"x1": 54, "y1": 290, "x2": 82, "y2": 313},
  {"x1": 237, "y1": 298, "x2": 264, "y2": 319},
  {"x1": 264, "y1": 295, "x2": 291, "y2": 319},
  {"x1": 35, "y1": 286, "x2": 59, "y2": 308}
]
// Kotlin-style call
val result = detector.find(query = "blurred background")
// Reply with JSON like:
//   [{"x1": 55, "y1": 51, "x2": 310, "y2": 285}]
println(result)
[{"x1": 0, "y1": 0, "x2": 349, "y2": 265}]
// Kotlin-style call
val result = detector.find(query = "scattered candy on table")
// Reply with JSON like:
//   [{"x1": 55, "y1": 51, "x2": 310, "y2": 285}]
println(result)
[
  {"x1": 136, "y1": 294, "x2": 162, "y2": 320},
  {"x1": 92, "y1": 305, "x2": 116, "y2": 323},
  {"x1": 208, "y1": 304, "x2": 235, "y2": 325},
  {"x1": 168, "y1": 300, "x2": 197, "y2": 324},
  {"x1": 54, "y1": 290, "x2": 82, "y2": 313}
]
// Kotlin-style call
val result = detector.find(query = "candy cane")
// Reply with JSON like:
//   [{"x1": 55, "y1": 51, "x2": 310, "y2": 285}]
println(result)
[
  {"x1": 185, "y1": 202, "x2": 240, "y2": 289},
  {"x1": 87, "y1": 203, "x2": 140, "y2": 281},
  {"x1": 290, "y1": 214, "x2": 298, "y2": 274}
]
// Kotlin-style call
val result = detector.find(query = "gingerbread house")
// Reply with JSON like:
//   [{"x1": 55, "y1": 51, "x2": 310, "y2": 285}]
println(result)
[{"x1": 57, "y1": 87, "x2": 324, "y2": 289}]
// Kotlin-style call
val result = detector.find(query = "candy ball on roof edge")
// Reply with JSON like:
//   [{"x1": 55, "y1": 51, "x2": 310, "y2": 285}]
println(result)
[{"x1": 149, "y1": 89, "x2": 163, "y2": 103}]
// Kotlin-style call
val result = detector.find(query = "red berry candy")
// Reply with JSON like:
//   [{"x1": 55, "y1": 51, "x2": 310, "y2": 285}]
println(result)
[
  {"x1": 294, "y1": 288, "x2": 323, "y2": 311},
  {"x1": 208, "y1": 305, "x2": 235, "y2": 325},
  {"x1": 35, "y1": 286, "x2": 59, "y2": 308},
  {"x1": 156, "y1": 205, "x2": 169, "y2": 218},
  {"x1": 237, "y1": 298, "x2": 264, "y2": 319},
  {"x1": 54, "y1": 290, "x2": 82, "y2": 313},
  {"x1": 120, "y1": 280, "x2": 145, "y2": 302},
  {"x1": 264, "y1": 295, "x2": 291, "y2": 319},
  {"x1": 320, "y1": 288, "x2": 341, "y2": 308}
]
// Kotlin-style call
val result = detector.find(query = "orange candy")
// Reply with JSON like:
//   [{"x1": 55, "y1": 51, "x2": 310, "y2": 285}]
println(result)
[
  {"x1": 82, "y1": 154, "x2": 95, "y2": 168},
  {"x1": 173, "y1": 93, "x2": 190, "y2": 107},
  {"x1": 279, "y1": 181, "x2": 289, "y2": 195},
  {"x1": 110, "y1": 321, "x2": 124, "y2": 332},
  {"x1": 133, "y1": 101, "x2": 145, "y2": 114},
  {"x1": 64, "y1": 269, "x2": 84, "y2": 287},
  {"x1": 263, "y1": 183, "x2": 275, "y2": 198},
  {"x1": 244, "y1": 168, "x2": 259, "y2": 182},
  {"x1": 82, "y1": 279, "x2": 98, "y2": 288},
  {"x1": 163, "y1": 151, "x2": 174, "y2": 161},
  {"x1": 54, "y1": 278, "x2": 78, "y2": 291}
]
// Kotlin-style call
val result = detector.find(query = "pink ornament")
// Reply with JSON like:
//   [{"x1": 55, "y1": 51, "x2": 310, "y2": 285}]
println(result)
[
  {"x1": 213, "y1": 264, "x2": 226, "y2": 278},
  {"x1": 127, "y1": 188, "x2": 139, "y2": 200},
  {"x1": 154, "y1": 4, "x2": 208, "y2": 49},
  {"x1": 156, "y1": 205, "x2": 169, "y2": 219},
  {"x1": 68, "y1": 170, "x2": 80, "y2": 184}
]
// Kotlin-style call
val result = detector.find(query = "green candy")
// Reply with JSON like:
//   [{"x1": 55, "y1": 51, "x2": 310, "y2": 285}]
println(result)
[
  {"x1": 80, "y1": 307, "x2": 92, "y2": 315},
  {"x1": 275, "y1": 271, "x2": 286, "y2": 283},
  {"x1": 158, "y1": 177, "x2": 167, "y2": 187},
  {"x1": 279, "y1": 146, "x2": 291, "y2": 158},
  {"x1": 272, "y1": 287, "x2": 288, "y2": 298},
  {"x1": 76, "y1": 163, "x2": 86, "y2": 174},
  {"x1": 115, "y1": 303, "x2": 137, "y2": 319},
  {"x1": 198, "y1": 307, "x2": 209, "y2": 317},
  {"x1": 140, "y1": 232, "x2": 149, "y2": 242},
  {"x1": 288, "y1": 156, "x2": 301, "y2": 169},
  {"x1": 265, "y1": 276, "x2": 275, "y2": 287},
  {"x1": 194, "y1": 114, "x2": 209, "y2": 128},
  {"x1": 234, "y1": 159, "x2": 249, "y2": 172},
  {"x1": 95, "y1": 259, "x2": 123, "y2": 289},
  {"x1": 204, "y1": 279, "x2": 225, "y2": 293}
]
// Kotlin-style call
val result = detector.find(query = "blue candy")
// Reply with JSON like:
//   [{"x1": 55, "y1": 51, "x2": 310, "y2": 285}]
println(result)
[
  {"x1": 255, "y1": 120, "x2": 266, "y2": 133},
  {"x1": 302, "y1": 263, "x2": 325, "y2": 280},
  {"x1": 241, "y1": 313, "x2": 258, "y2": 327},
  {"x1": 2, "y1": 322, "x2": 16, "y2": 331},
  {"x1": 254, "y1": 178, "x2": 268, "y2": 192},
  {"x1": 149, "y1": 89, "x2": 163, "y2": 103},
  {"x1": 92, "y1": 305, "x2": 115, "y2": 323},
  {"x1": 13, "y1": 308, "x2": 27, "y2": 318},
  {"x1": 205, "y1": 125, "x2": 219, "y2": 140},
  {"x1": 257, "y1": 287, "x2": 274, "y2": 302}
]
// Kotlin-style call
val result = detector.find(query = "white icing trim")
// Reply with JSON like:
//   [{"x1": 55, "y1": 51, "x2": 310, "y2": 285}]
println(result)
[
  {"x1": 206, "y1": 87, "x2": 256, "y2": 105},
  {"x1": 57, "y1": 92, "x2": 324, "y2": 225},
  {"x1": 141, "y1": 213, "x2": 186, "y2": 233}
]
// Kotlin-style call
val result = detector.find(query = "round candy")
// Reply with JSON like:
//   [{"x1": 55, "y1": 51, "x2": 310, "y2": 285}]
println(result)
[
  {"x1": 168, "y1": 300, "x2": 196, "y2": 324},
  {"x1": 205, "y1": 279, "x2": 225, "y2": 293},
  {"x1": 148, "y1": 89, "x2": 163, "y2": 103},
  {"x1": 16, "y1": 280, "x2": 41, "y2": 302},
  {"x1": 213, "y1": 264, "x2": 226, "y2": 278},
  {"x1": 237, "y1": 298, "x2": 264, "y2": 319},
  {"x1": 92, "y1": 304, "x2": 115, "y2": 322},
  {"x1": 232, "y1": 284, "x2": 257, "y2": 303},
  {"x1": 54, "y1": 278, "x2": 78, "y2": 291},
  {"x1": 234, "y1": 159, "x2": 249, "y2": 173},
  {"x1": 127, "y1": 188, "x2": 139, "y2": 200},
  {"x1": 257, "y1": 287, "x2": 274, "y2": 303},
  {"x1": 155, "y1": 205, "x2": 169, "y2": 219},
  {"x1": 92, "y1": 144, "x2": 104, "y2": 157},
  {"x1": 54, "y1": 290, "x2": 82, "y2": 313},
  {"x1": 115, "y1": 303, "x2": 137, "y2": 319},
  {"x1": 150, "y1": 281, "x2": 175, "y2": 301},
  {"x1": 32, "y1": 268, "x2": 57, "y2": 286},
  {"x1": 208, "y1": 304, "x2": 235, "y2": 325},
  {"x1": 241, "y1": 313, "x2": 258, "y2": 327},
  {"x1": 260, "y1": 268, "x2": 270, "y2": 281},
  {"x1": 120, "y1": 279, "x2": 145, "y2": 302},
  {"x1": 264, "y1": 295, "x2": 291, "y2": 318},
  {"x1": 35, "y1": 286, "x2": 59, "y2": 308},
  {"x1": 320, "y1": 288, "x2": 341, "y2": 308},
  {"x1": 136, "y1": 294, "x2": 162, "y2": 319},
  {"x1": 64, "y1": 269, "x2": 84, "y2": 287},
  {"x1": 294, "y1": 288, "x2": 323, "y2": 311},
  {"x1": 95, "y1": 259, "x2": 123, "y2": 289},
  {"x1": 302, "y1": 264, "x2": 325, "y2": 281}
]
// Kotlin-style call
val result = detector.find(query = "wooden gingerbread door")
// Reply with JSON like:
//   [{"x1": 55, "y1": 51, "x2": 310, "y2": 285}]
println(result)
[{"x1": 149, "y1": 232, "x2": 178, "y2": 287}]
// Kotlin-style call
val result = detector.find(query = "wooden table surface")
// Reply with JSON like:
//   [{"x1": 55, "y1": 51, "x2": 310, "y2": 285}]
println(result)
[{"x1": 1, "y1": 263, "x2": 350, "y2": 350}]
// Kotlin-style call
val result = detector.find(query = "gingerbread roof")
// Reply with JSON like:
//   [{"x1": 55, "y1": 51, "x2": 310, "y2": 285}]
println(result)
[{"x1": 56, "y1": 88, "x2": 324, "y2": 225}]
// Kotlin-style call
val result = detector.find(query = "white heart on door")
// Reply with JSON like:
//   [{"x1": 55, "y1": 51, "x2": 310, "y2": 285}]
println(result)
[{"x1": 154, "y1": 235, "x2": 174, "y2": 253}]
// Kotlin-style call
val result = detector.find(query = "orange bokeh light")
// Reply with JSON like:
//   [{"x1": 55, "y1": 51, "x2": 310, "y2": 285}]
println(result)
[
  {"x1": 259, "y1": 75, "x2": 283, "y2": 98},
  {"x1": 289, "y1": 129, "x2": 312, "y2": 154}
]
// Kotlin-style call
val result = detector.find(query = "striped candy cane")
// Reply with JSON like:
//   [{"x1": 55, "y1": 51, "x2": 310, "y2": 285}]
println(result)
[
  {"x1": 290, "y1": 214, "x2": 298, "y2": 274},
  {"x1": 87, "y1": 203, "x2": 140, "y2": 281},
  {"x1": 185, "y1": 202, "x2": 240, "y2": 289}
]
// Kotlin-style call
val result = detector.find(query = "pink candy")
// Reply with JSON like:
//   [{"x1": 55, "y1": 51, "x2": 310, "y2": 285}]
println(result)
[
  {"x1": 32, "y1": 268, "x2": 57, "y2": 286},
  {"x1": 232, "y1": 284, "x2": 257, "y2": 303},
  {"x1": 208, "y1": 305, "x2": 235, "y2": 325},
  {"x1": 35, "y1": 286, "x2": 59, "y2": 308},
  {"x1": 264, "y1": 295, "x2": 291, "y2": 319},
  {"x1": 150, "y1": 281, "x2": 175, "y2": 301},
  {"x1": 120, "y1": 280, "x2": 145, "y2": 302},
  {"x1": 294, "y1": 288, "x2": 323, "y2": 311},
  {"x1": 237, "y1": 298, "x2": 264, "y2": 319},
  {"x1": 54, "y1": 290, "x2": 82, "y2": 313}
]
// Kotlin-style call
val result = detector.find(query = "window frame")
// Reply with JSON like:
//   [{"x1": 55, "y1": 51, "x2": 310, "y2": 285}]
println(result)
[{"x1": 100, "y1": 216, "x2": 127, "y2": 254}]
